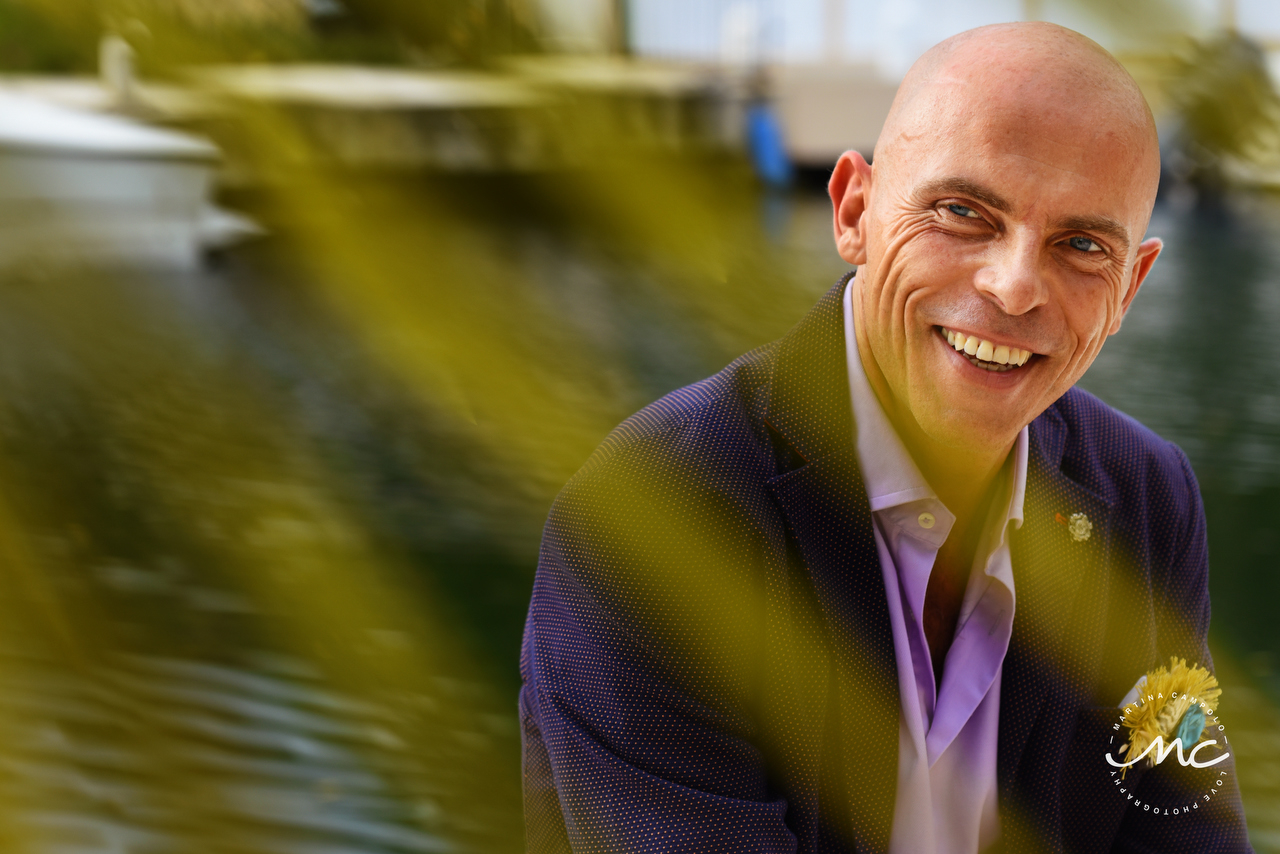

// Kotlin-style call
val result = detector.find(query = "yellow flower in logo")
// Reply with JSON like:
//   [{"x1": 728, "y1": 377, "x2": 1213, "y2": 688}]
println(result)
[{"x1": 1117, "y1": 657, "x2": 1221, "y2": 779}]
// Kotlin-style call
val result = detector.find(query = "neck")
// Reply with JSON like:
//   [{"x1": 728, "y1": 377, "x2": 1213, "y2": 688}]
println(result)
[
  {"x1": 904, "y1": 424, "x2": 1011, "y2": 525},
  {"x1": 851, "y1": 288, "x2": 1015, "y2": 524}
]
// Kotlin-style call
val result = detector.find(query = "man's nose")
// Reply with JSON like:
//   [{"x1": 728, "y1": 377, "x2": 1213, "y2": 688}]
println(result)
[{"x1": 974, "y1": 234, "x2": 1049, "y2": 316}]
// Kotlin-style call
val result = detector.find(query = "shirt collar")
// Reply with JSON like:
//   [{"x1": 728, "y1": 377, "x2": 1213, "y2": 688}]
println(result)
[{"x1": 842, "y1": 279, "x2": 1028, "y2": 528}]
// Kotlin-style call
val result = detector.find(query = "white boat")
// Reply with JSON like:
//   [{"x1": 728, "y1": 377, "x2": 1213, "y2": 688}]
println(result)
[{"x1": 0, "y1": 90, "x2": 250, "y2": 269}]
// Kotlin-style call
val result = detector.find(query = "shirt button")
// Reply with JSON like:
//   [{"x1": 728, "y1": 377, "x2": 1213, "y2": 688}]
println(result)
[{"x1": 918, "y1": 512, "x2": 936, "y2": 529}]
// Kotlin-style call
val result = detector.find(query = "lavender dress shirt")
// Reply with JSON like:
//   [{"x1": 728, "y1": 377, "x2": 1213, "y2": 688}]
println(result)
[{"x1": 842, "y1": 282, "x2": 1028, "y2": 854}]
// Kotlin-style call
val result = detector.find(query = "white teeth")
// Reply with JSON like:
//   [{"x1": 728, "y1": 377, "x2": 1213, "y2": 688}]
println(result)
[{"x1": 940, "y1": 328, "x2": 1034, "y2": 369}]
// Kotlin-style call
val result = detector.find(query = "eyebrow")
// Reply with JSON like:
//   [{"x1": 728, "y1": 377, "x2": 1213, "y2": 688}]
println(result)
[
  {"x1": 915, "y1": 177, "x2": 1132, "y2": 255},
  {"x1": 915, "y1": 177, "x2": 1013, "y2": 214}
]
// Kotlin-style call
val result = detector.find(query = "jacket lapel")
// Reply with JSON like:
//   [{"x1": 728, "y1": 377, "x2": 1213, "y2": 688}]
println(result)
[
  {"x1": 762, "y1": 276, "x2": 899, "y2": 854},
  {"x1": 998, "y1": 406, "x2": 1115, "y2": 848}
]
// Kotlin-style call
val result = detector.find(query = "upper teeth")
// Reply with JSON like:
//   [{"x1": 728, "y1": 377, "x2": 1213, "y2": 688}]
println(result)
[{"x1": 942, "y1": 328, "x2": 1032, "y2": 366}]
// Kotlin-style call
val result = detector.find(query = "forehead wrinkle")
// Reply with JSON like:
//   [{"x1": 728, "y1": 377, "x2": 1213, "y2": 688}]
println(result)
[
  {"x1": 1004, "y1": 150, "x2": 1094, "y2": 179},
  {"x1": 880, "y1": 87, "x2": 1151, "y2": 200}
]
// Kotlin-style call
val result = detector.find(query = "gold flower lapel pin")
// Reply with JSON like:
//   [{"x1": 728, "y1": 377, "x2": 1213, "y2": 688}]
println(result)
[{"x1": 1054, "y1": 511, "x2": 1092, "y2": 542}]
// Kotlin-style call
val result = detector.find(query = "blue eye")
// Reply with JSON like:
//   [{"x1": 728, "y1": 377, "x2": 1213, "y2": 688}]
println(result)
[
  {"x1": 947, "y1": 204, "x2": 980, "y2": 218},
  {"x1": 1068, "y1": 236, "x2": 1102, "y2": 253}
]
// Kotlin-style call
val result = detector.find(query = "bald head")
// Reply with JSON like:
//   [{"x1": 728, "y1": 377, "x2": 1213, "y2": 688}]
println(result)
[{"x1": 876, "y1": 23, "x2": 1160, "y2": 204}]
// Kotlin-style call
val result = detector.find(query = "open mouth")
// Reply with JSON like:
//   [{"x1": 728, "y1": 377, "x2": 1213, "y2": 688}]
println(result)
[{"x1": 939, "y1": 327, "x2": 1035, "y2": 373}]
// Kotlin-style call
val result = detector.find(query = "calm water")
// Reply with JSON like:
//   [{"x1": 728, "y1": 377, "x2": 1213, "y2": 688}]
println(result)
[{"x1": 1, "y1": 176, "x2": 1278, "y2": 851}]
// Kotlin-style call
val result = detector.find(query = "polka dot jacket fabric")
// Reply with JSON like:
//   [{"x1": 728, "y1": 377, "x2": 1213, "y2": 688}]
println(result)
[{"x1": 520, "y1": 277, "x2": 1253, "y2": 854}]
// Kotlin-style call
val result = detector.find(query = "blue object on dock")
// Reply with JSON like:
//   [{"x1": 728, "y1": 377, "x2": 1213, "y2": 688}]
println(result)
[{"x1": 746, "y1": 103, "x2": 792, "y2": 187}]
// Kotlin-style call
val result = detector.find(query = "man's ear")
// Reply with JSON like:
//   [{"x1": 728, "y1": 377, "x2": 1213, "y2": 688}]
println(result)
[
  {"x1": 1109, "y1": 236, "x2": 1162, "y2": 334},
  {"x1": 829, "y1": 150, "x2": 873, "y2": 266}
]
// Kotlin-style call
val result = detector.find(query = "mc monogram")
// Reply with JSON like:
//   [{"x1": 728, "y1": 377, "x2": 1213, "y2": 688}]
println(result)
[{"x1": 1105, "y1": 735, "x2": 1230, "y2": 771}]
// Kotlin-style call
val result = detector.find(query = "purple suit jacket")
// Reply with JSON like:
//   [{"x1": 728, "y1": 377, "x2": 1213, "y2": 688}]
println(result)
[{"x1": 520, "y1": 277, "x2": 1253, "y2": 853}]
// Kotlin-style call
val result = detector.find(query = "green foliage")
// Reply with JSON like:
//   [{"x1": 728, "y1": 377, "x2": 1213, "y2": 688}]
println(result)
[
  {"x1": 0, "y1": 0, "x2": 97, "y2": 72},
  {"x1": 0, "y1": 0, "x2": 543, "y2": 73},
  {"x1": 316, "y1": 0, "x2": 543, "y2": 66},
  {"x1": 1167, "y1": 33, "x2": 1280, "y2": 182}
]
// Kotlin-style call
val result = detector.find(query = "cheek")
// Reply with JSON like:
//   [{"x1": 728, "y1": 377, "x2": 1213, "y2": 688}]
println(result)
[
  {"x1": 898, "y1": 228, "x2": 1001, "y2": 298},
  {"x1": 866, "y1": 228, "x2": 972, "y2": 313},
  {"x1": 1061, "y1": 274, "x2": 1127, "y2": 351}
]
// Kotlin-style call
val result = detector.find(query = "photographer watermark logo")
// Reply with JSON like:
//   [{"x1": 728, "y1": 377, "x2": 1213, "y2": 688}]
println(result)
[{"x1": 1102, "y1": 689, "x2": 1233, "y2": 817}]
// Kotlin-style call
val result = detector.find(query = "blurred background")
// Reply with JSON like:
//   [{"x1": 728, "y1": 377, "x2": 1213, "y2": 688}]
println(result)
[{"x1": 0, "y1": 0, "x2": 1277, "y2": 851}]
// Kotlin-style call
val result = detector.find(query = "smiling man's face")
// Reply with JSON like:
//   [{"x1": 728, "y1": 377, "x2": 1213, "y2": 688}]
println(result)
[{"x1": 831, "y1": 24, "x2": 1162, "y2": 458}]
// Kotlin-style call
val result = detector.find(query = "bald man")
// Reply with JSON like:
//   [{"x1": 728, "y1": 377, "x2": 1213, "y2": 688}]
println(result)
[{"x1": 520, "y1": 23, "x2": 1253, "y2": 854}]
